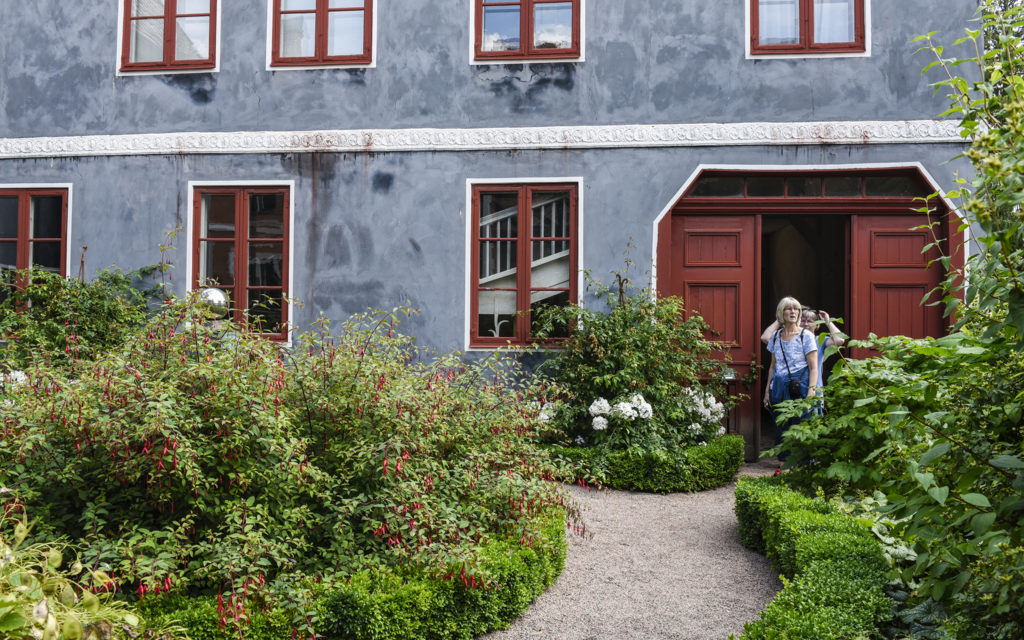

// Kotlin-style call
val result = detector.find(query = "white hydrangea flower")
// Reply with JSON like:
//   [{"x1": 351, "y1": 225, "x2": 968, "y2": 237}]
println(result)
[
  {"x1": 611, "y1": 402, "x2": 638, "y2": 421},
  {"x1": 592, "y1": 416, "x2": 608, "y2": 431},
  {"x1": 629, "y1": 393, "x2": 646, "y2": 407},
  {"x1": 589, "y1": 398, "x2": 611, "y2": 417},
  {"x1": 687, "y1": 423, "x2": 702, "y2": 433},
  {"x1": 538, "y1": 404, "x2": 556, "y2": 423},
  {"x1": 716, "y1": 426, "x2": 726, "y2": 437},
  {"x1": 636, "y1": 402, "x2": 653, "y2": 419},
  {"x1": 2, "y1": 370, "x2": 27, "y2": 386}
]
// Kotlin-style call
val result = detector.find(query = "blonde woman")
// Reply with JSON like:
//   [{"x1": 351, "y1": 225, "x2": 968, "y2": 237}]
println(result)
[{"x1": 761, "y1": 297, "x2": 818, "y2": 460}]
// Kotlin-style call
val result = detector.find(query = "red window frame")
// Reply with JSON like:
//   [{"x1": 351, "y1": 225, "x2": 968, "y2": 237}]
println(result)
[
  {"x1": 474, "y1": 0, "x2": 581, "y2": 61},
  {"x1": 120, "y1": 0, "x2": 217, "y2": 71},
  {"x1": 271, "y1": 0, "x2": 373, "y2": 67},
  {"x1": 750, "y1": 0, "x2": 865, "y2": 55},
  {"x1": 0, "y1": 189, "x2": 68, "y2": 278},
  {"x1": 192, "y1": 186, "x2": 290, "y2": 340},
  {"x1": 470, "y1": 183, "x2": 578, "y2": 348}
]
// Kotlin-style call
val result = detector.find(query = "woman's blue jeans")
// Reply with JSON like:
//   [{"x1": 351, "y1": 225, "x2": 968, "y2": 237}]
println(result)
[{"x1": 769, "y1": 367, "x2": 811, "y2": 460}]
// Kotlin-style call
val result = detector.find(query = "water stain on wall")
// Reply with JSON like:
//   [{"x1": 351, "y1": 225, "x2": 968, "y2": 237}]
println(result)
[
  {"x1": 474, "y1": 63, "x2": 576, "y2": 113},
  {"x1": 161, "y1": 74, "x2": 216, "y2": 105}
]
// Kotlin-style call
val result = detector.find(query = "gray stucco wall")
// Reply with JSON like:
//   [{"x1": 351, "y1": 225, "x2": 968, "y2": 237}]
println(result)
[
  {"x1": 0, "y1": 143, "x2": 972, "y2": 351},
  {"x1": 0, "y1": 1, "x2": 978, "y2": 137}
]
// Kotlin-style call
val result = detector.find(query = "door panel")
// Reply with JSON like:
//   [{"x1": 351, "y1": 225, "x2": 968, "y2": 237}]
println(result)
[
  {"x1": 850, "y1": 214, "x2": 944, "y2": 358},
  {"x1": 671, "y1": 215, "x2": 760, "y2": 460}
]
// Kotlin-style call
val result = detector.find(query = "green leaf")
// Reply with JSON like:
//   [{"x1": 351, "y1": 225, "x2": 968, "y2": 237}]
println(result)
[
  {"x1": 990, "y1": 455, "x2": 1024, "y2": 469},
  {"x1": 919, "y1": 441, "x2": 951, "y2": 467},
  {"x1": 0, "y1": 610, "x2": 28, "y2": 632},
  {"x1": 928, "y1": 486, "x2": 950, "y2": 505},
  {"x1": 961, "y1": 493, "x2": 991, "y2": 508},
  {"x1": 853, "y1": 396, "x2": 877, "y2": 408},
  {"x1": 972, "y1": 511, "x2": 997, "y2": 537}
]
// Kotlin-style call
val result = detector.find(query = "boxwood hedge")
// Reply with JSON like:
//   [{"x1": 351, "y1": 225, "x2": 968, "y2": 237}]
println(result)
[
  {"x1": 546, "y1": 434, "x2": 745, "y2": 494},
  {"x1": 731, "y1": 475, "x2": 892, "y2": 640}
]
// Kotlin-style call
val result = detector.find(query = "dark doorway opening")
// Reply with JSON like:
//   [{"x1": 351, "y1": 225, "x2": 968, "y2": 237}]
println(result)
[{"x1": 759, "y1": 214, "x2": 847, "y2": 449}]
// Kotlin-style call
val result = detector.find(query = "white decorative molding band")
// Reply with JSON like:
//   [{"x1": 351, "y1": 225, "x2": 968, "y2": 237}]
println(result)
[{"x1": 0, "y1": 120, "x2": 964, "y2": 159}]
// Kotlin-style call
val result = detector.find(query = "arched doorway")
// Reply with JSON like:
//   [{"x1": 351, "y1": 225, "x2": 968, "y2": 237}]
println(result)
[{"x1": 655, "y1": 167, "x2": 961, "y2": 460}]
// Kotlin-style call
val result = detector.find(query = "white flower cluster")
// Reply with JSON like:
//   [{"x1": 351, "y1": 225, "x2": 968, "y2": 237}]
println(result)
[
  {"x1": 588, "y1": 393, "x2": 653, "y2": 431},
  {"x1": 679, "y1": 386, "x2": 725, "y2": 424},
  {"x1": 1, "y1": 370, "x2": 27, "y2": 387},
  {"x1": 538, "y1": 404, "x2": 557, "y2": 423}
]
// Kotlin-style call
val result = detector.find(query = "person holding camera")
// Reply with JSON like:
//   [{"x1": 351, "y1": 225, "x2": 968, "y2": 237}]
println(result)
[{"x1": 761, "y1": 296, "x2": 818, "y2": 462}]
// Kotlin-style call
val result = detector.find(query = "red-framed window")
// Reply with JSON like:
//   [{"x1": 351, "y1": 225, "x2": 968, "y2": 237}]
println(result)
[
  {"x1": 121, "y1": 0, "x2": 217, "y2": 71},
  {"x1": 192, "y1": 186, "x2": 290, "y2": 339},
  {"x1": 0, "y1": 189, "x2": 68, "y2": 280},
  {"x1": 750, "y1": 0, "x2": 865, "y2": 55},
  {"x1": 271, "y1": 0, "x2": 373, "y2": 67},
  {"x1": 470, "y1": 183, "x2": 577, "y2": 348},
  {"x1": 475, "y1": 0, "x2": 581, "y2": 61}
]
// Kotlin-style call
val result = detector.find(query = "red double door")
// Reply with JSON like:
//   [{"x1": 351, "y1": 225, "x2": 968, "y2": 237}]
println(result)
[{"x1": 666, "y1": 213, "x2": 948, "y2": 460}]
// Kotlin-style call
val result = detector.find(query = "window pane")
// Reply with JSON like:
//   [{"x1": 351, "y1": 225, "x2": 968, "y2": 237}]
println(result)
[
  {"x1": 824, "y1": 176, "x2": 862, "y2": 197},
  {"x1": 31, "y1": 196, "x2": 62, "y2": 239},
  {"x1": 280, "y1": 13, "x2": 316, "y2": 57},
  {"x1": 746, "y1": 176, "x2": 785, "y2": 197},
  {"x1": 480, "y1": 192, "x2": 518, "y2": 236},
  {"x1": 247, "y1": 290, "x2": 283, "y2": 333},
  {"x1": 478, "y1": 290, "x2": 517, "y2": 338},
  {"x1": 328, "y1": 10, "x2": 364, "y2": 56},
  {"x1": 329, "y1": 0, "x2": 365, "y2": 7},
  {"x1": 482, "y1": 5, "x2": 521, "y2": 52},
  {"x1": 130, "y1": 18, "x2": 165, "y2": 63},
  {"x1": 787, "y1": 177, "x2": 822, "y2": 197},
  {"x1": 281, "y1": 0, "x2": 316, "y2": 9},
  {"x1": 534, "y1": 2, "x2": 572, "y2": 50},
  {"x1": 201, "y1": 194, "x2": 235, "y2": 238},
  {"x1": 0, "y1": 197, "x2": 18, "y2": 238},
  {"x1": 177, "y1": 0, "x2": 209, "y2": 13},
  {"x1": 691, "y1": 175, "x2": 744, "y2": 197},
  {"x1": 814, "y1": 0, "x2": 855, "y2": 43},
  {"x1": 865, "y1": 176, "x2": 919, "y2": 197},
  {"x1": 175, "y1": 17, "x2": 210, "y2": 60},
  {"x1": 531, "y1": 191, "x2": 570, "y2": 237},
  {"x1": 531, "y1": 242, "x2": 570, "y2": 288},
  {"x1": 248, "y1": 194, "x2": 284, "y2": 238},
  {"x1": 479, "y1": 240, "x2": 517, "y2": 281},
  {"x1": 759, "y1": 0, "x2": 800, "y2": 45},
  {"x1": 199, "y1": 241, "x2": 234, "y2": 286},
  {"x1": 248, "y1": 242, "x2": 283, "y2": 287},
  {"x1": 0, "y1": 243, "x2": 16, "y2": 270},
  {"x1": 132, "y1": 0, "x2": 165, "y2": 16},
  {"x1": 30, "y1": 242, "x2": 61, "y2": 272},
  {"x1": 531, "y1": 290, "x2": 570, "y2": 338}
]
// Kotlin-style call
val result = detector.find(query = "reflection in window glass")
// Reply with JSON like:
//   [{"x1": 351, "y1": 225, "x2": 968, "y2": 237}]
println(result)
[
  {"x1": 175, "y1": 17, "x2": 210, "y2": 60},
  {"x1": 865, "y1": 176, "x2": 919, "y2": 197},
  {"x1": 746, "y1": 176, "x2": 786, "y2": 197},
  {"x1": 0, "y1": 243, "x2": 16, "y2": 271},
  {"x1": 0, "y1": 198, "x2": 18, "y2": 238},
  {"x1": 823, "y1": 176, "x2": 862, "y2": 197},
  {"x1": 328, "y1": 10, "x2": 364, "y2": 56},
  {"x1": 200, "y1": 241, "x2": 235, "y2": 286},
  {"x1": 281, "y1": 0, "x2": 315, "y2": 9},
  {"x1": 202, "y1": 194, "x2": 236, "y2": 238},
  {"x1": 130, "y1": 18, "x2": 165, "y2": 63},
  {"x1": 30, "y1": 242, "x2": 61, "y2": 273},
  {"x1": 178, "y1": 0, "x2": 209, "y2": 13},
  {"x1": 249, "y1": 194, "x2": 284, "y2": 238},
  {"x1": 759, "y1": 0, "x2": 800, "y2": 45},
  {"x1": 482, "y1": 5, "x2": 521, "y2": 51},
  {"x1": 814, "y1": 0, "x2": 854, "y2": 43},
  {"x1": 247, "y1": 291, "x2": 283, "y2": 333},
  {"x1": 248, "y1": 242, "x2": 284, "y2": 287},
  {"x1": 281, "y1": 13, "x2": 316, "y2": 57},
  {"x1": 787, "y1": 177, "x2": 822, "y2": 197},
  {"x1": 691, "y1": 176, "x2": 744, "y2": 197},
  {"x1": 534, "y1": 2, "x2": 572, "y2": 49},
  {"x1": 31, "y1": 196, "x2": 63, "y2": 239}
]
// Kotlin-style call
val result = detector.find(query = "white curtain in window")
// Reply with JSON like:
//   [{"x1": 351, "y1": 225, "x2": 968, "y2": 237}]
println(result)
[
  {"x1": 814, "y1": 0, "x2": 854, "y2": 43},
  {"x1": 758, "y1": 0, "x2": 799, "y2": 45}
]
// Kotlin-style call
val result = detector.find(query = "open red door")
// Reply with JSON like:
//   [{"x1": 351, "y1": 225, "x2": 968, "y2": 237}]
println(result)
[
  {"x1": 670, "y1": 214, "x2": 760, "y2": 460},
  {"x1": 850, "y1": 214, "x2": 945, "y2": 358}
]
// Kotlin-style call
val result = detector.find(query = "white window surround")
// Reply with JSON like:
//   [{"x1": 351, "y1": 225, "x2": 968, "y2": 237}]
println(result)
[
  {"x1": 185, "y1": 179, "x2": 296, "y2": 345},
  {"x1": 265, "y1": 0, "x2": 378, "y2": 70},
  {"x1": 469, "y1": 0, "x2": 586, "y2": 65},
  {"x1": 115, "y1": 1, "x2": 223, "y2": 76},
  {"x1": 0, "y1": 183, "x2": 75, "y2": 273},
  {"x1": 649, "y1": 162, "x2": 963, "y2": 293},
  {"x1": 745, "y1": 0, "x2": 872, "y2": 59},
  {"x1": 464, "y1": 176, "x2": 584, "y2": 350}
]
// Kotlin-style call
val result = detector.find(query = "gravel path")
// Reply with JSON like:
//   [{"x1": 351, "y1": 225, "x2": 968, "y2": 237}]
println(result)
[{"x1": 482, "y1": 460, "x2": 782, "y2": 640}]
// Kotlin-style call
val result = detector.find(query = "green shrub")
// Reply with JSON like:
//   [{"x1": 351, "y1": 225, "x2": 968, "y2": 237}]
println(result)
[
  {"x1": 534, "y1": 266, "x2": 738, "y2": 453},
  {"x1": 0, "y1": 297, "x2": 576, "y2": 637},
  {"x1": 731, "y1": 478, "x2": 891, "y2": 640},
  {"x1": 0, "y1": 267, "x2": 154, "y2": 369},
  {"x1": 548, "y1": 435, "x2": 744, "y2": 493}
]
